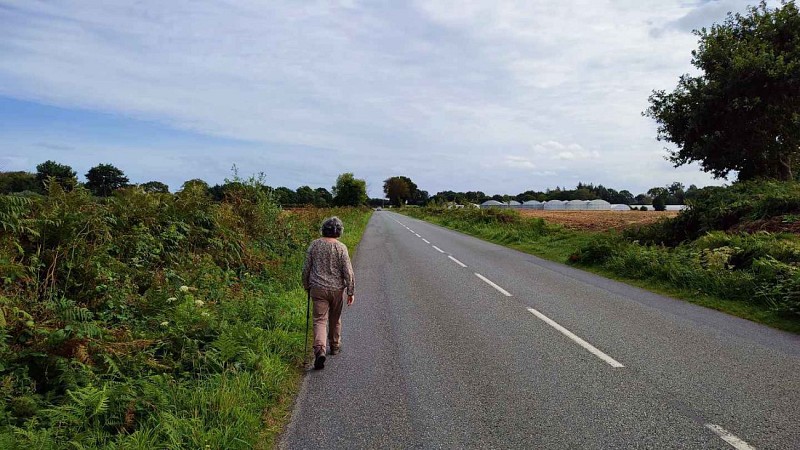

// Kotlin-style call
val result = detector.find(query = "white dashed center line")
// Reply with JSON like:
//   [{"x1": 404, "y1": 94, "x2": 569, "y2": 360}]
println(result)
[
  {"x1": 704, "y1": 424, "x2": 756, "y2": 450},
  {"x1": 432, "y1": 246, "x2": 445, "y2": 253},
  {"x1": 474, "y1": 273, "x2": 512, "y2": 297},
  {"x1": 526, "y1": 307, "x2": 624, "y2": 368},
  {"x1": 448, "y1": 255, "x2": 467, "y2": 267},
  {"x1": 422, "y1": 239, "x2": 430, "y2": 244}
]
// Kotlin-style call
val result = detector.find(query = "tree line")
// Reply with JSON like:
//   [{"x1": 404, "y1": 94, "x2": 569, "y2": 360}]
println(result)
[
  {"x1": 0, "y1": 160, "x2": 708, "y2": 210},
  {"x1": 382, "y1": 176, "x2": 696, "y2": 207},
  {"x1": 1, "y1": 161, "x2": 370, "y2": 207}
]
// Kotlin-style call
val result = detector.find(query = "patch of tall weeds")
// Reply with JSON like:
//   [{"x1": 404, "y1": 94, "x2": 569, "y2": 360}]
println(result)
[{"x1": 0, "y1": 180, "x2": 371, "y2": 448}]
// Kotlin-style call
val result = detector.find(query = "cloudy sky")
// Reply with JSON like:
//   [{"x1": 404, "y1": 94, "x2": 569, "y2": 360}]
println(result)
[{"x1": 0, "y1": 0, "x2": 772, "y2": 197}]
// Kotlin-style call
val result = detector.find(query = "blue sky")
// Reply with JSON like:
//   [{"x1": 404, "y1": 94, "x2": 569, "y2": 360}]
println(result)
[{"x1": 0, "y1": 0, "x2": 772, "y2": 196}]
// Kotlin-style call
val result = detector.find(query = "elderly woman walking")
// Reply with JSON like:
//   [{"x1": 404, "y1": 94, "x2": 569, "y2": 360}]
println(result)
[{"x1": 302, "y1": 216, "x2": 355, "y2": 370}]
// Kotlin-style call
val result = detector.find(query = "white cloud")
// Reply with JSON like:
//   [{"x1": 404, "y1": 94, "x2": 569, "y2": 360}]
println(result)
[
  {"x1": 0, "y1": 0, "x2": 762, "y2": 196},
  {"x1": 503, "y1": 155, "x2": 537, "y2": 169}
]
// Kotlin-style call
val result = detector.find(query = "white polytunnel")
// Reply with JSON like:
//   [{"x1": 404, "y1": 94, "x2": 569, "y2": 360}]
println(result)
[
  {"x1": 521, "y1": 200, "x2": 544, "y2": 210},
  {"x1": 587, "y1": 199, "x2": 612, "y2": 210},
  {"x1": 480, "y1": 200, "x2": 504, "y2": 208},
  {"x1": 565, "y1": 200, "x2": 590, "y2": 210},
  {"x1": 543, "y1": 200, "x2": 567, "y2": 210}
]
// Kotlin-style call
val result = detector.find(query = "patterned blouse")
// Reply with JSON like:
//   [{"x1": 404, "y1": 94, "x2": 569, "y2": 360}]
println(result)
[{"x1": 302, "y1": 238, "x2": 355, "y2": 296}]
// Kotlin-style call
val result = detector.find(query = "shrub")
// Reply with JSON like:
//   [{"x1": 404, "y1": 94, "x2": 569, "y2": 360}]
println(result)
[{"x1": 0, "y1": 179, "x2": 370, "y2": 447}]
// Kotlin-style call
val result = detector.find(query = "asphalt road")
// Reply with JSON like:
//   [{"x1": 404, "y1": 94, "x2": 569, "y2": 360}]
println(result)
[{"x1": 281, "y1": 211, "x2": 800, "y2": 449}]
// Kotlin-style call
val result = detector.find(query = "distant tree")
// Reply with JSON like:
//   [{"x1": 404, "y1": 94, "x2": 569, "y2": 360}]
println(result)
[
  {"x1": 464, "y1": 191, "x2": 489, "y2": 203},
  {"x1": 412, "y1": 189, "x2": 430, "y2": 205},
  {"x1": 36, "y1": 160, "x2": 76, "y2": 191},
  {"x1": 635, "y1": 193, "x2": 653, "y2": 205},
  {"x1": 515, "y1": 190, "x2": 540, "y2": 203},
  {"x1": 85, "y1": 163, "x2": 129, "y2": 196},
  {"x1": 645, "y1": 2, "x2": 800, "y2": 181},
  {"x1": 611, "y1": 189, "x2": 635, "y2": 205},
  {"x1": 685, "y1": 184, "x2": 701, "y2": 202},
  {"x1": 666, "y1": 182, "x2": 686, "y2": 204},
  {"x1": 384, "y1": 176, "x2": 412, "y2": 207},
  {"x1": 0, "y1": 171, "x2": 39, "y2": 194},
  {"x1": 180, "y1": 179, "x2": 208, "y2": 190},
  {"x1": 314, "y1": 187, "x2": 333, "y2": 207},
  {"x1": 652, "y1": 195, "x2": 667, "y2": 211},
  {"x1": 140, "y1": 181, "x2": 169, "y2": 194},
  {"x1": 573, "y1": 188, "x2": 596, "y2": 201},
  {"x1": 273, "y1": 187, "x2": 296, "y2": 206},
  {"x1": 368, "y1": 198, "x2": 387, "y2": 207},
  {"x1": 333, "y1": 173, "x2": 367, "y2": 206},
  {"x1": 295, "y1": 186, "x2": 316, "y2": 205}
]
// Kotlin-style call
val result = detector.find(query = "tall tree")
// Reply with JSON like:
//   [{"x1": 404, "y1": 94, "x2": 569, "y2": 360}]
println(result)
[
  {"x1": 314, "y1": 187, "x2": 333, "y2": 207},
  {"x1": 295, "y1": 186, "x2": 316, "y2": 205},
  {"x1": 383, "y1": 176, "x2": 411, "y2": 206},
  {"x1": 332, "y1": 173, "x2": 367, "y2": 206},
  {"x1": 85, "y1": 163, "x2": 129, "y2": 197},
  {"x1": 645, "y1": 1, "x2": 800, "y2": 181},
  {"x1": 273, "y1": 187, "x2": 296, "y2": 206},
  {"x1": 36, "y1": 160, "x2": 77, "y2": 191}
]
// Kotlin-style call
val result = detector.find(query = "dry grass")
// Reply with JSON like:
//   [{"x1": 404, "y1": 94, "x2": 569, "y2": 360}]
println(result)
[{"x1": 517, "y1": 210, "x2": 679, "y2": 231}]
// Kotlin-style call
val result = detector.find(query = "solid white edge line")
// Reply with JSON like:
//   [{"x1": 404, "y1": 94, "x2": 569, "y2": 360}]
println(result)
[
  {"x1": 448, "y1": 255, "x2": 467, "y2": 267},
  {"x1": 422, "y1": 239, "x2": 430, "y2": 244},
  {"x1": 704, "y1": 424, "x2": 757, "y2": 450},
  {"x1": 474, "y1": 273, "x2": 512, "y2": 297},
  {"x1": 432, "y1": 246, "x2": 445, "y2": 253},
  {"x1": 525, "y1": 307, "x2": 623, "y2": 368}
]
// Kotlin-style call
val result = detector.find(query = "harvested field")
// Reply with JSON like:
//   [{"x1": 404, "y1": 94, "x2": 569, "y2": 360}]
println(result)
[{"x1": 518, "y1": 210, "x2": 679, "y2": 231}]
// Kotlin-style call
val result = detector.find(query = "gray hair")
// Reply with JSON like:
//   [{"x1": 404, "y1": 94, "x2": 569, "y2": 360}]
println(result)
[{"x1": 321, "y1": 216, "x2": 344, "y2": 238}]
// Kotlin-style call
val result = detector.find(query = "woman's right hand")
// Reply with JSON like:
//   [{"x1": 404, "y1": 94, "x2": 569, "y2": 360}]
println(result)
[{"x1": 347, "y1": 294, "x2": 355, "y2": 306}]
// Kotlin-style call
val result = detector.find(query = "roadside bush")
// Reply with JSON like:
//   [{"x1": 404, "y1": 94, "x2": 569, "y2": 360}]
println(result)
[
  {"x1": 0, "y1": 180, "x2": 371, "y2": 447},
  {"x1": 568, "y1": 236, "x2": 623, "y2": 265},
  {"x1": 627, "y1": 180, "x2": 800, "y2": 245}
]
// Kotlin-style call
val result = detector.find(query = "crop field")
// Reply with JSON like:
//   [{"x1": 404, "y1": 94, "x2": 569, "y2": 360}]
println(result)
[{"x1": 517, "y1": 210, "x2": 680, "y2": 231}]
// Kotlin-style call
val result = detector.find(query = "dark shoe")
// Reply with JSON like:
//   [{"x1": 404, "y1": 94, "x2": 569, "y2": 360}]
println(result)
[
  {"x1": 330, "y1": 346, "x2": 340, "y2": 356},
  {"x1": 314, "y1": 353, "x2": 326, "y2": 370}
]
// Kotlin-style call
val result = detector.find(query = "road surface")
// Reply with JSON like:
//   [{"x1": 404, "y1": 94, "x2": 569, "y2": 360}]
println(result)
[{"x1": 281, "y1": 211, "x2": 800, "y2": 449}]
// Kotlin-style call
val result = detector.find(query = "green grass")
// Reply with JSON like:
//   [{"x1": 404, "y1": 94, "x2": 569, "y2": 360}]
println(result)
[{"x1": 399, "y1": 208, "x2": 800, "y2": 334}]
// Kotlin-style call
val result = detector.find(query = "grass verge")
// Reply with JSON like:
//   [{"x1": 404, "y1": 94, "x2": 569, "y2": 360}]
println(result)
[{"x1": 398, "y1": 208, "x2": 800, "y2": 334}]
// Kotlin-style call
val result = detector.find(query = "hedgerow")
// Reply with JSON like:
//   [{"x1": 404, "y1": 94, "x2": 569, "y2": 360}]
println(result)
[{"x1": 0, "y1": 179, "x2": 370, "y2": 448}]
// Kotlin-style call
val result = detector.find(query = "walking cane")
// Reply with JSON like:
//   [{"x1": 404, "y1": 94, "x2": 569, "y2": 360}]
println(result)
[{"x1": 304, "y1": 290, "x2": 311, "y2": 364}]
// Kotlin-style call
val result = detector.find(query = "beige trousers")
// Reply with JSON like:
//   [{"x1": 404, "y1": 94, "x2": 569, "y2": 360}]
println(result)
[{"x1": 310, "y1": 287, "x2": 344, "y2": 356}]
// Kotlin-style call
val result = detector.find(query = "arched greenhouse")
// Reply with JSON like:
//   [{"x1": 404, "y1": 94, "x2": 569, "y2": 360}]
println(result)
[
  {"x1": 565, "y1": 200, "x2": 590, "y2": 210},
  {"x1": 521, "y1": 200, "x2": 543, "y2": 210},
  {"x1": 480, "y1": 200, "x2": 503, "y2": 209},
  {"x1": 544, "y1": 200, "x2": 567, "y2": 210},
  {"x1": 587, "y1": 199, "x2": 612, "y2": 210}
]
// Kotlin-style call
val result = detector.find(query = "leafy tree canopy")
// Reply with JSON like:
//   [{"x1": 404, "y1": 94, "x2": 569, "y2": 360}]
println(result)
[
  {"x1": 383, "y1": 176, "x2": 415, "y2": 207},
  {"x1": 645, "y1": 1, "x2": 800, "y2": 181},
  {"x1": 0, "y1": 171, "x2": 39, "y2": 194},
  {"x1": 36, "y1": 160, "x2": 77, "y2": 191},
  {"x1": 85, "y1": 163, "x2": 129, "y2": 197},
  {"x1": 140, "y1": 181, "x2": 169, "y2": 194},
  {"x1": 332, "y1": 173, "x2": 367, "y2": 206}
]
